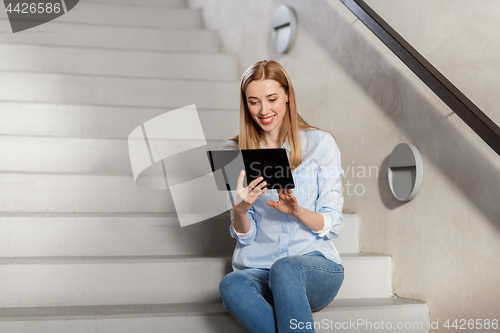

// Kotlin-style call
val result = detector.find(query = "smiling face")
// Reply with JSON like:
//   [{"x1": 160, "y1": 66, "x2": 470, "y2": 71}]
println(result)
[{"x1": 245, "y1": 79, "x2": 289, "y2": 142}]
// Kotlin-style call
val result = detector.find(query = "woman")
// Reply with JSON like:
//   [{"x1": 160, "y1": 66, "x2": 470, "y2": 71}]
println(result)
[{"x1": 219, "y1": 59, "x2": 344, "y2": 333}]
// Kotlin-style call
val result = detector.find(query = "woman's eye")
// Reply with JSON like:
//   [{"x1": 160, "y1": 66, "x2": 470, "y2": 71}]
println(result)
[
  {"x1": 269, "y1": 98, "x2": 277, "y2": 102},
  {"x1": 249, "y1": 101, "x2": 257, "y2": 105}
]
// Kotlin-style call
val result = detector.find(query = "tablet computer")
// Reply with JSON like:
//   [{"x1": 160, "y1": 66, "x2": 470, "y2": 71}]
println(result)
[{"x1": 207, "y1": 148, "x2": 295, "y2": 191}]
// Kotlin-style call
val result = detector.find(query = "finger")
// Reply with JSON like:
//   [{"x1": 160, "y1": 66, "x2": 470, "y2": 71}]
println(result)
[
  {"x1": 246, "y1": 184, "x2": 268, "y2": 205},
  {"x1": 250, "y1": 180, "x2": 267, "y2": 194},
  {"x1": 236, "y1": 170, "x2": 245, "y2": 188},
  {"x1": 250, "y1": 176, "x2": 264, "y2": 188},
  {"x1": 278, "y1": 188, "x2": 290, "y2": 196},
  {"x1": 249, "y1": 176, "x2": 265, "y2": 189}
]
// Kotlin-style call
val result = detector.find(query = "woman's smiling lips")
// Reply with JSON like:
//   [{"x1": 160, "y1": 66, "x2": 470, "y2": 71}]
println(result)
[{"x1": 260, "y1": 114, "x2": 275, "y2": 125}]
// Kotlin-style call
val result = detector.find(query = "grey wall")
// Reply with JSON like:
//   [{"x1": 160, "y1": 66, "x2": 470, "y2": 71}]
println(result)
[{"x1": 187, "y1": 0, "x2": 500, "y2": 330}]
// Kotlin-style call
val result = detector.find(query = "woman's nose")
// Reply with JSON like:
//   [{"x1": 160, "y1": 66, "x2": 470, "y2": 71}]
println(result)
[{"x1": 261, "y1": 101, "x2": 271, "y2": 115}]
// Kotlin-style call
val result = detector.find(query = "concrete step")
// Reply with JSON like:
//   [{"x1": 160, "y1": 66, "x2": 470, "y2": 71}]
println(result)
[
  {"x1": 86, "y1": 0, "x2": 186, "y2": 7},
  {"x1": 0, "y1": 103, "x2": 239, "y2": 139},
  {"x1": 0, "y1": 214, "x2": 359, "y2": 257},
  {"x1": 0, "y1": 254, "x2": 392, "y2": 307},
  {"x1": 0, "y1": 173, "x2": 173, "y2": 213},
  {"x1": 0, "y1": 136, "x2": 229, "y2": 174},
  {"x1": 0, "y1": 213, "x2": 235, "y2": 257},
  {"x1": 0, "y1": 136, "x2": 132, "y2": 175},
  {"x1": 0, "y1": 20, "x2": 220, "y2": 53},
  {"x1": 0, "y1": 72, "x2": 239, "y2": 109},
  {"x1": 0, "y1": 256, "x2": 230, "y2": 308},
  {"x1": 60, "y1": 3, "x2": 202, "y2": 30},
  {"x1": 0, "y1": 298, "x2": 429, "y2": 333},
  {"x1": 0, "y1": 44, "x2": 238, "y2": 81}
]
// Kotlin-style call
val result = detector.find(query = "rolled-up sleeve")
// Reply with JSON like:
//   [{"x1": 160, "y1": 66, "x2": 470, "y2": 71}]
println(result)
[{"x1": 315, "y1": 132, "x2": 344, "y2": 239}]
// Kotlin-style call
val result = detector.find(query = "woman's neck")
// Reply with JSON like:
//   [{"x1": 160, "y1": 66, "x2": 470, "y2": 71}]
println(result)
[
  {"x1": 261, "y1": 139, "x2": 279, "y2": 149},
  {"x1": 261, "y1": 131, "x2": 280, "y2": 149}
]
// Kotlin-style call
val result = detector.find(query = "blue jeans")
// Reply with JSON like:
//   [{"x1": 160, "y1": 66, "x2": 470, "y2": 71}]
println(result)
[{"x1": 219, "y1": 253, "x2": 344, "y2": 333}]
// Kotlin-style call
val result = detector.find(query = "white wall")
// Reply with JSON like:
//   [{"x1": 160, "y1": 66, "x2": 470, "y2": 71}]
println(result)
[
  {"x1": 188, "y1": 0, "x2": 500, "y2": 331},
  {"x1": 367, "y1": 0, "x2": 500, "y2": 127}
]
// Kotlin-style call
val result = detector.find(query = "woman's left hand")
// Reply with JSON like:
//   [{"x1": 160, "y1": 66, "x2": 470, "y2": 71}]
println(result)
[{"x1": 267, "y1": 188, "x2": 303, "y2": 217}]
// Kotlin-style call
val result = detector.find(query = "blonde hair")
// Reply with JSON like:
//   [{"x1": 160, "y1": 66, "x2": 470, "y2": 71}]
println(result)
[{"x1": 224, "y1": 59, "x2": 333, "y2": 171}]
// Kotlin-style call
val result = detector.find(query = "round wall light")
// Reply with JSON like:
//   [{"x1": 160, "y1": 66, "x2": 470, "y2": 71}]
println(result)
[
  {"x1": 272, "y1": 5, "x2": 298, "y2": 54},
  {"x1": 388, "y1": 143, "x2": 423, "y2": 201}
]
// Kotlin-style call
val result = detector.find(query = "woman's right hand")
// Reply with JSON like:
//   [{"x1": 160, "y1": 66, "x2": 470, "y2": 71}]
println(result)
[{"x1": 234, "y1": 170, "x2": 267, "y2": 214}]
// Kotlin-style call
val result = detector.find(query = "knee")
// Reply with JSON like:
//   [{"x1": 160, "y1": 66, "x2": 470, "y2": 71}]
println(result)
[
  {"x1": 219, "y1": 272, "x2": 248, "y2": 302},
  {"x1": 219, "y1": 273, "x2": 237, "y2": 310},
  {"x1": 269, "y1": 256, "x2": 302, "y2": 285},
  {"x1": 219, "y1": 272, "x2": 235, "y2": 298},
  {"x1": 270, "y1": 256, "x2": 301, "y2": 275}
]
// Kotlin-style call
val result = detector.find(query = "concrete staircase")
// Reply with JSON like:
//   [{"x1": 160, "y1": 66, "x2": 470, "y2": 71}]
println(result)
[{"x1": 0, "y1": 0, "x2": 428, "y2": 331}]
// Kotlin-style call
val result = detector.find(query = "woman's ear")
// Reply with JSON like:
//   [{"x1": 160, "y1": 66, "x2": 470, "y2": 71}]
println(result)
[{"x1": 286, "y1": 94, "x2": 289, "y2": 103}]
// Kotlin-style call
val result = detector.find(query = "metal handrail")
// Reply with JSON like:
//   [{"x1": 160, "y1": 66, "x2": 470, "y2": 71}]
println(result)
[{"x1": 340, "y1": 0, "x2": 500, "y2": 156}]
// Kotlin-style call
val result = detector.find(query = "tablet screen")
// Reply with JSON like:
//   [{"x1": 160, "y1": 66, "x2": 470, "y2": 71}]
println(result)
[{"x1": 207, "y1": 148, "x2": 295, "y2": 191}]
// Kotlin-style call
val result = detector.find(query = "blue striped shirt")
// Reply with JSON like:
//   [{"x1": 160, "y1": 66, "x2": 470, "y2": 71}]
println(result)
[{"x1": 221, "y1": 129, "x2": 344, "y2": 271}]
